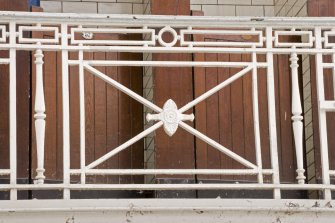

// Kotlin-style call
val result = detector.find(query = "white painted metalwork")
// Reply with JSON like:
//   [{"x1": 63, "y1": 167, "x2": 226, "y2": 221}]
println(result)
[
  {"x1": 0, "y1": 12, "x2": 335, "y2": 205},
  {"x1": 146, "y1": 99, "x2": 194, "y2": 136},
  {"x1": 290, "y1": 48, "x2": 306, "y2": 184},
  {"x1": 33, "y1": 47, "x2": 46, "y2": 184}
]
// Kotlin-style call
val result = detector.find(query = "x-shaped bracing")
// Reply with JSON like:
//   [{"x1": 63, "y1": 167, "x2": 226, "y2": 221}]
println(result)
[{"x1": 83, "y1": 64, "x2": 256, "y2": 170}]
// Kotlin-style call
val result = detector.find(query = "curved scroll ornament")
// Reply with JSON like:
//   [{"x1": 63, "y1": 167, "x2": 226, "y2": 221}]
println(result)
[{"x1": 146, "y1": 99, "x2": 194, "y2": 136}]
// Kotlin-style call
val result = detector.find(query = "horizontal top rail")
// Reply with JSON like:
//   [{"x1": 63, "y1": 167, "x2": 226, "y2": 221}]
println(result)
[{"x1": 1, "y1": 11, "x2": 335, "y2": 27}]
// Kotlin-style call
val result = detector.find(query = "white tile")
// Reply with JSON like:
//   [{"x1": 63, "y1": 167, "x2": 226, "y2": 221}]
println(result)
[
  {"x1": 98, "y1": 3, "x2": 133, "y2": 14},
  {"x1": 190, "y1": 4, "x2": 202, "y2": 11},
  {"x1": 41, "y1": 0, "x2": 79, "y2": 1},
  {"x1": 304, "y1": 109, "x2": 313, "y2": 128},
  {"x1": 63, "y1": 2, "x2": 97, "y2": 13},
  {"x1": 264, "y1": 6, "x2": 274, "y2": 16},
  {"x1": 191, "y1": 0, "x2": 217, "y2": 4},
  {"x1": 133, "y1": 3, "x2": 144, "y2": 14},
  {"x1": 40, "y1": 1, "x2": 62, "y2": 13},
  {"x1": 202, "y1": 5, "x2": 235, "y2": 16},
  {"x1": 295, "y1": 0, "x2": 307, "y2": 8},
  {"x1": 252, "y1": 0, "x2": 274, "y2": 5},
  {"x1": 143, "y1": 2, "x2": 151, "y2": 14},
  {"x1": 296, "y1": 4, "x2": 307, "y2": 17},
  {"x1": 117, "y1": 0, "x2": 143, "y2": 3},
  {"x1": 218, "y1": 0, "x2": 251, "y2": 5},
  {"x1": 274, "y1": 0, "x2": 286, "y2": 10},
  {"x1": 236, "y1": 5, "x2": 264, "y2": 16},
  {"x1": 84, "y1": 0, "x2": 116, "y2": 2}
]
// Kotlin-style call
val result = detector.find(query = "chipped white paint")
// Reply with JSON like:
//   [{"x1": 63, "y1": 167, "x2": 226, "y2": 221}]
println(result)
[
  {"x1": 0, "y1": 199, "x2": 335, "y2": 223},
  {"x1": 81, "y1": 31, "x2": 93, "y2": 40},
  {"x1": 0, "y1": 12, "x2": 335, "y2": 206}
]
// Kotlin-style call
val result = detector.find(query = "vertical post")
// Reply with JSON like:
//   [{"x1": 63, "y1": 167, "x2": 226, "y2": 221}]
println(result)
[
  {"x1": 251, "y1": 41, "x2": 263, "y2": 184},
  {"x1": 78, "y1": 28, "x2": 86, "y2": 184},
  {"x1": 266, "y1": 27, "x2": 281, "y2": 199},
  {"x1": 9, "y1": 21, "x2": 17, "y2": 200},
  {"x1": 290, "y1": 45, "x2": 305, "y2": 184},
  {"x1": 332, "y1": 29, "x2": 335, "y2": 99},
  {"x1": 315, "y1": 27, "x2": 331, "y2": 199},
  {"x1": 61, "y1": 23, "x2": 70, "y2": 199},
  {"x1": 34, "y1": 45, "x2": 46, "y2": 184}
]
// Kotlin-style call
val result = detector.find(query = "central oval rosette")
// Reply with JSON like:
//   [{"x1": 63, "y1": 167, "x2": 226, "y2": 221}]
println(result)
[{"x1": 146, "y1": 99, "x2": 194, "y2": 136}]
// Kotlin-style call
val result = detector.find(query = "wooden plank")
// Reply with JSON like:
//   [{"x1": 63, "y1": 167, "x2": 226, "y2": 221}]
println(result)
[
  {"x1": 193, "y1": 32, "x2": 208, "y2": 179},
  {"x1": 277, "y1": 54, "x2": 296, "y2": 182},
  {"x1": 42, "y1": 50, "x2": 58, "y2": 179},
  {"x1": 129, "y1": 36, "x2": 144, "y2": 184},
  {"x1": 106, "y1": 46, "x2": 120, "y2": 184},
  {"x1": 230, "y1": 54, "x2": 245, "y2": 174},
  {"x1": 93, "y1": 51, "x2": 107, "y2": 183},
  {"x1": 69, "y1": 51, "x2": 81, "y2": 182},
  {"x1": 152, "y1": 0, "x2": 195, "y2": 182},
  {"x1": 151, "y1": 0, "x2": 190, "y2": 15},
  {"x1": 84, "y1": 51, "x2": 95, "y2": 183},
  {"x1": 218, "y1": 52, "x2": 233, "y2": 181},
  {"x1": 118, "y1": 49, "x2": 132, "y2": 184},
  {"x1": 204, "y1": 39, "x2": 221, "y2": 180},
  {"x1": 242, "y1": 53, "x2": 256, "y2": 182},
  {"x1": 259, "y1": 54, "x2": 270, "y2": 171},
  {"x1": 0, "y1": 52, "x2": 9, "y2": 170},
  {"x1": 56, "y1": 51, "x2": 64, "y2": 181}
]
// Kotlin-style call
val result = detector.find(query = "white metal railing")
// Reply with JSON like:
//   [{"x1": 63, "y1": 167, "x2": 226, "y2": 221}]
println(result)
[{"x1": 0, "y1": 11, "x2": 335, "y2": 201}]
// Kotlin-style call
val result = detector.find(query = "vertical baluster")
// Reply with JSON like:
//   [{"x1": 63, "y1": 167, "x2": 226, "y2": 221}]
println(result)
[
  {"x1": 266, "y1": 27, "x2": 281, "y2": 199},
  {"x1": 9, "y1": 21, "x2": 17, "y2": 200},
  {"x1": 34, "y1": 45, "x2": 46, "y2": 184},
  {"x1": 290, "y1": 46, "x2": 305, "y2": 184}
]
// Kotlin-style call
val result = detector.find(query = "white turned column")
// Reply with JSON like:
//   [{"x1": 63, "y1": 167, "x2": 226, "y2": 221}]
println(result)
[
  {"x1": 290, "y1": 49, "x2": 305, "y2": 184},
  {"x1": 34, "y1": 47, "x2": 46, "y2": 184}
]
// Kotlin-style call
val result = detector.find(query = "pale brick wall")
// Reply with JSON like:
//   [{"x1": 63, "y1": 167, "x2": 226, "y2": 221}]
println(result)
[
  {"x1": 41, "y1": 0, "x2": 275, "y2": 16},
  {"x1": 274, "y1": 0, "x2": 307, "y2": 16},
  {"x1": 40, "y1": 0, "x2": 145, "y2": 14},
  {"x1": 190, "y1": 0, "x2": 274, "y2": 16}
]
